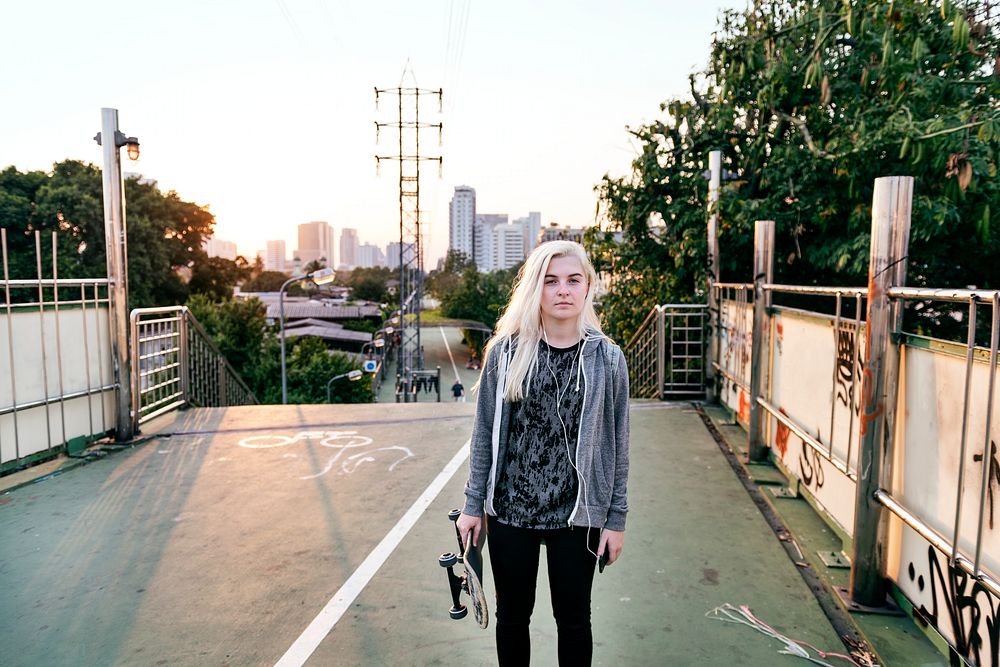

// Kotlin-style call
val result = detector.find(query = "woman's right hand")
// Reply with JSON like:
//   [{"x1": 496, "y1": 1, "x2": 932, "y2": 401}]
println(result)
[{"x1": 456, "y1": 513, "x2": 483, "y2": 549}]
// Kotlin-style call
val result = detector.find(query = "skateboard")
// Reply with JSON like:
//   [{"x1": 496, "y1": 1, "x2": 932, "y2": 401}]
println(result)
[{"x1": 438, "y1": 508, "x2": 489, "y2": 629}]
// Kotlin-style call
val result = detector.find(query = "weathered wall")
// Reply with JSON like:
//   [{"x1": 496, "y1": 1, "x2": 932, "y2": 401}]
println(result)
[{"x1": 717, "y1": 301, "x2": 1000, "y2": 661}]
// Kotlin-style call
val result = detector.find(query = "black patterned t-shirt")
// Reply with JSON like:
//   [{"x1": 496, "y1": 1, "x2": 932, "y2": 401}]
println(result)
[{"x1": 493, "y1": 340, "x2": 584, "y2": 529}]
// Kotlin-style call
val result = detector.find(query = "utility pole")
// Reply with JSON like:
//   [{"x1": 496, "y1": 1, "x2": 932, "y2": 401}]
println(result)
[{"x1": 375, "y1": 81, "x2": 442, "y2": 402}]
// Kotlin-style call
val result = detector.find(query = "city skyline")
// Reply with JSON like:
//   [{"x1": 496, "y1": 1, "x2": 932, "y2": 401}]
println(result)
[
  {"x1": 1, "y1": 1, "x2": 741, "y2": 267},
  {"x1": 226, "y1": 201, "x2": 548, "y2": 271}
]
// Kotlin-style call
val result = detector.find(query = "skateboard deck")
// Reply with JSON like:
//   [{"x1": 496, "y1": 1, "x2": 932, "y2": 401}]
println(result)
[{"x1": 439, "y1": 508, "x2": 489, "y2": 629}]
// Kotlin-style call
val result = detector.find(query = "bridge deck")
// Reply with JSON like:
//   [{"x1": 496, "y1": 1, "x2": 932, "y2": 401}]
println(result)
[{"x1": 0, "y1": 328, "x2": 945, "y2": 666}]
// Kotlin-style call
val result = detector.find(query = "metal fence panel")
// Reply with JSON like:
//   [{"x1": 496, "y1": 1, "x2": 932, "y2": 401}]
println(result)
[
  {"x1": 130, "y1": 307, "x2": 257, "y2": 429},
  {"x1": 1, "y1": 230, "x2": 115, "y2": 472}
]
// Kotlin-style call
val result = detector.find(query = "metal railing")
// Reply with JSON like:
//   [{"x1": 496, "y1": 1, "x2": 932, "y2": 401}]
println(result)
[
  {"x1": 130, "y1": 306, "x2": 257, "y2": 429},
  {"x1": 877, "y1": 287, "x2": 1000, "y2": 598},
  {"x1": 710, "y1": 186, "x2": 999, "y2": 633},
  {"x1": 737, "y1": 281, "x2": 1000, "y2": 598},
  {"x1": 624, "y1": 304, "x2": 708, "y2": 399},
  {"x1": 1, "y1": 230, "x2": 116, "y2": 471},
  {"x1": 624, "y1": 306, "x2": 661, "y2": 398},
  {"x1": 754, "y1": 284, "x2": 869, "y2": 479}
]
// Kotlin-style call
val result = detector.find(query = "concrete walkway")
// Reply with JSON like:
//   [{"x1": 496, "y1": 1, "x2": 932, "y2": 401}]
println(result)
[
  {"x1": 375, "y1": 326, "x2": 482, "y2": 404},
  {"x1": 1, "y1": 396, "x2": 865, "y2": 667}
]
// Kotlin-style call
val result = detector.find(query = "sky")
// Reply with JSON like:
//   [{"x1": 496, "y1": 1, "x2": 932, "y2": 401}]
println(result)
[{"x1": 1, "y1": 0, "x2": 741, "y2": 267}]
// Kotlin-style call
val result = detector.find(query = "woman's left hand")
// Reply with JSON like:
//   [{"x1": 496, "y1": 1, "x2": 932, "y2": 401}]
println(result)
[{"x1": 598, "y1": 528, "x2": 624, "y2": 566}]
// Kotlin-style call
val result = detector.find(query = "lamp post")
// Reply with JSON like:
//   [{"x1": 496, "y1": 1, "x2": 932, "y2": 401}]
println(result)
[
  {"x1": 326, "y1": 369, "x2": 363, "y2": 402},
  {"x1": 280, "y1": 267, "x2": 336, "y2": 404},
  {"x1": 94, "y1": 108, "x2": 140, "y2": 441},
  {"x1": 361, "y1": 337, "x2": 385, "y2": 357}
]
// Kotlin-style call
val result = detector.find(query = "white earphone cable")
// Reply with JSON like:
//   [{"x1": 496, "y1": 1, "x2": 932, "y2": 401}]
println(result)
[{"x1": 543, "y1": 333, "x2": 598, "y2": 562}]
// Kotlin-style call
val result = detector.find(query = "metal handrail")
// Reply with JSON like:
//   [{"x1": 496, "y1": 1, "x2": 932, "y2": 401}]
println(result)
[
  {"x1": 623, "y1": 306, "x2": 662, "y2": 399},
  {"x1": 130, "y1": 306, "x2": 257, "y2": 429},
  {"x1": 763, "y1": 283, "x2": 868, "y2": 297}
]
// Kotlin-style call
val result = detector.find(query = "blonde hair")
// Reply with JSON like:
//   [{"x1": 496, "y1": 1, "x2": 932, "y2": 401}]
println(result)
[{"x1": 472, "y1": 240, "x2": 604, "y2": 401}]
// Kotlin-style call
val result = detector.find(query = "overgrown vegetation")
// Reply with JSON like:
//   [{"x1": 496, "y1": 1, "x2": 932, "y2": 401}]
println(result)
[{"x1": 589, "y1": 0, "x2": 999, "y2": 343}]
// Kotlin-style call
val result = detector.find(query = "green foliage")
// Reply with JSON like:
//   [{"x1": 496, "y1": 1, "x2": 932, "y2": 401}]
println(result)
[
  {"x1": 186, "y1": 294, "x2": 267, "y2": 379},
  {"x1": 185, "y1": 293, "x2": 372, "y2": 404},
  {"x1": 425, "y1": 249, "x2": 474, "y2": 302},
  {"x1": 241, "y1": 270, "x2": 294, "y2": 292},
  {"x1": 346, "y1": 266, "x2": 393, "y2": 303},
  {"x1": 439, "y1": 265, "x2": 517, "y2": 332},
  {"x1": 285, "y1": 338, "x2": 372, "y2": 404},
  {"x1": 592, "y1": 0, "x2": 1000, "y2": 343},
  {"x1": 188, "y1": 256, "x2": 248, "y2": 301},
  {"x1": 0, "y1": 160, "x2": 229, "y2": 308},
  {"x1": 303, "y1": 258, "x2": 327, "y2": 273}
]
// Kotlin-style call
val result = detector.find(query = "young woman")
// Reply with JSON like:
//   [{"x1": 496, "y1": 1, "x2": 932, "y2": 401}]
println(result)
[{"x1": 457, "y1": 240, "x2": 630, "y2": 666}]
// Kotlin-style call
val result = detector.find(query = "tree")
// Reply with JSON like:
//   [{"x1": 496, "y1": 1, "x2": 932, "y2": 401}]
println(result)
[
  {"x1": 188, "y1": 256, "x2": 247, "y2": 301},
  {"x1": 185, "y1": 294, "x2": 267, "y2": 379},
  {"x1": 303, "y1": 258, "x2": 326, "y2": 273},
  {"x1": 425, "y1": 249, "x2": 475, "y2": 302},
  {"x1": 241, "y1": 270, "x2": 292, "y2": 292},
  {"x1": 348, "y1": 266, "x2": 393, "y2": 303},
  {"x1": 591, "y1": 0, "x2": 999, "y2": 343},
  {"x1": 285, "y1": 337, "x2": 372, "y2": 404},
  {"x1": 439, "y1": 265, "x2": 518, "y2": 356},
  {"x1": 0, "y1": 160, "x2": 225, "y2": 308}
]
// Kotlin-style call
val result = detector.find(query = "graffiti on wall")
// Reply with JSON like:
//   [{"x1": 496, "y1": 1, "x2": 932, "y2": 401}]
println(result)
[
  {"x1": 799, "y1": 446, "x2": 826, "y2": 492},
  {"x1": 834, "y1": 326, "x2": 864, "y2": 414},
  {"x1": 908, "y1": 545, "x2": 1000, "y2": 666}
]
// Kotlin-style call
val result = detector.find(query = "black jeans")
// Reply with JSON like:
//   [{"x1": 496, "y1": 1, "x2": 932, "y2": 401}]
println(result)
[{"x1": 486, "y1": 517, "x2": 600, "y2": 666}]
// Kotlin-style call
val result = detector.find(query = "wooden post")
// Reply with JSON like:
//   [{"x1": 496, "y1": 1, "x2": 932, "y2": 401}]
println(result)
[
  {"x1": 748, "y1": 221, "x2": 775, "y2": 462},
  {"x1": 849, "y1": 176, "x2": 913, "y2": 607}
]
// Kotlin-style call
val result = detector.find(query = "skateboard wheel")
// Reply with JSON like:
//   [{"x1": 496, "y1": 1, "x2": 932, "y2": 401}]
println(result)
[
  {"x1": 439, "y1": 552, "x2": 458, "y2": 568},
  {"x1": 448, "y1": 509, "x2": 461, "y2": 522},
  {"x1": 449, "y1": 605, "x2": 468, "y2": 620}
]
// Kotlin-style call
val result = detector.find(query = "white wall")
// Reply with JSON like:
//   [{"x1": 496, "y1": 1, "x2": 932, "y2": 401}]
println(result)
[
  {"x1": 716, "y1": 302, "x2": 1000, "y2": 657},
  {"x1": 0, "y1": 306, "x2": 115, "y2": 465}
]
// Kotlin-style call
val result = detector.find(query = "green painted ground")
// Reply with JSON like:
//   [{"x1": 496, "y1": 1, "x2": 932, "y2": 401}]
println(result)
[{"x1": 0, "y1": 328, "x2": 948, "y2": 666}]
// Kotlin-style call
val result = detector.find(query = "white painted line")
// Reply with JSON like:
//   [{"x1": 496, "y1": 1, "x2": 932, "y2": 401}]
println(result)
[
  {"x1": 274, "y1": 439, "x2": 471, "y2": 667},
  {"x1": 439, "y1": 326, "x2": 462, "y2": 381}
]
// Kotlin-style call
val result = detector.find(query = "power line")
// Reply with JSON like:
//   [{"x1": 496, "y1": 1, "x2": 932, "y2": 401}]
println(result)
[{"x1": 273, "y1": 0, "x2": 311, "y2": 53}]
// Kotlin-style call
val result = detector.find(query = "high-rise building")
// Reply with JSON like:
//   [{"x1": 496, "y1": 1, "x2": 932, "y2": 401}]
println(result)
[
  {"x1": 449, "y1": 186, "x2": 476, "y2": 263},
  {"x1": 296, "y1": 221, "x2": 335, "y2": 267},
  {"x1": 265, "y1": 240, "x2": 287, "y2": 272},
  {"x1": 355, "y1": 243, "x2": 386, "y2": 268},
  {"x1": 475, "y1": 214, "x2": 507, "y2": 271},
  {"x1": 204, "y1": 238, "x2": 238, "y2": 261},
  {"x1": 513, "y1": 212, "x2": 542, "y2": 254},
  {"x1": 493, "y1": 221, "x2": 526, "y2": 270},
  {"x1": 386, "y1": 241, "x2": 415, "y2": 271},
  {"x1": 340, "y1": 228, "x2": 358, "y2": 269}
]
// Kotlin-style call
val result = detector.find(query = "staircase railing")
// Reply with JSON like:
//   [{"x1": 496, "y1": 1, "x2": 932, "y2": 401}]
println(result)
[
  {"x1": 623, "y1": 304, "x2": 708, "y2": 399},
  {"x1": 130, "y1": 306, "x2": 257, "y2": 429}
]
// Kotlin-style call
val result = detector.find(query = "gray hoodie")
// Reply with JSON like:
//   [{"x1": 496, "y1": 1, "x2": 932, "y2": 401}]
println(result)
[{"x1": 462, "y1": 332, "x2": 630, "y2": 531}]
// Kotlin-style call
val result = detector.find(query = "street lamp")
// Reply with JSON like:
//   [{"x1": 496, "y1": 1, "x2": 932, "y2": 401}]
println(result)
[
  {"x1": 280, "y1": 267, "x2": 337, "y2": 404},
  {"x1": 94, "y1": 108, "x2": 140, "y2": 441},
  {"x1": 362, "y1": 337, "x2": 386, "y2": 357},
  {"x1": 326, "y1": 369, "x2": 363, "y2": 402}
]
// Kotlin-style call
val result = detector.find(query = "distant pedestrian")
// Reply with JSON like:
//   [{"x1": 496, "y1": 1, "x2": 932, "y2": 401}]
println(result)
[{"x1": 451, "y1": 379, "x2": 465, "y2": 402}]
